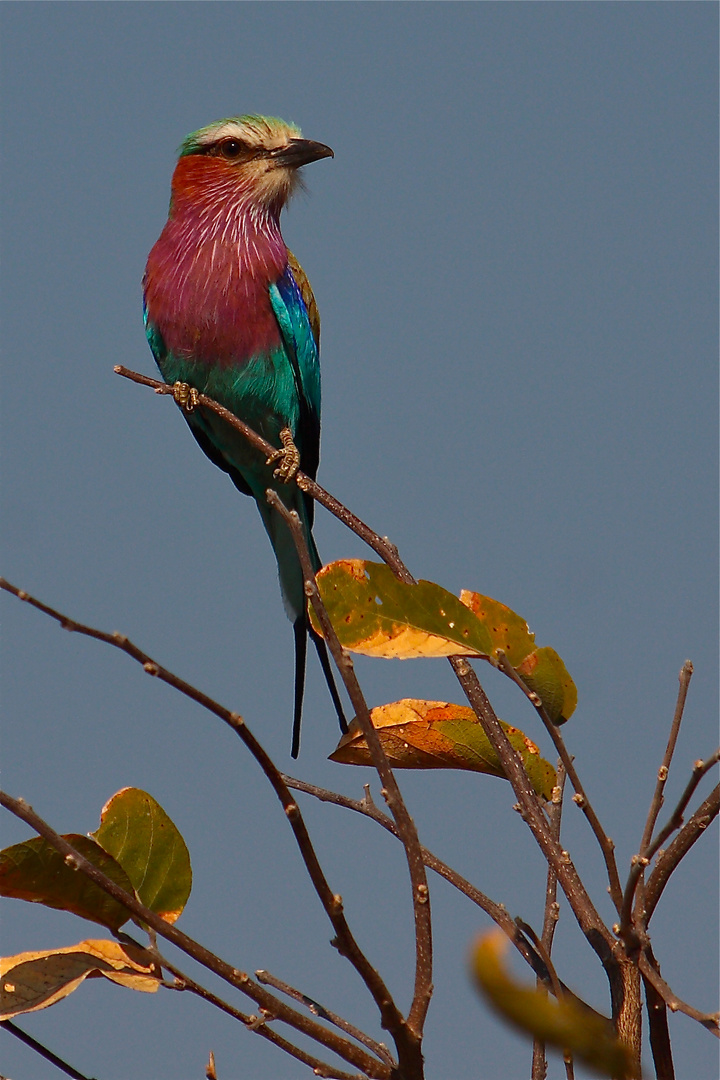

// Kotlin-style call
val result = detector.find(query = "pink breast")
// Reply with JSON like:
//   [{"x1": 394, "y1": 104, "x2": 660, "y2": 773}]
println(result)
[{"x1": 144, "y1": 178, "x2": 287, "y2": 365}]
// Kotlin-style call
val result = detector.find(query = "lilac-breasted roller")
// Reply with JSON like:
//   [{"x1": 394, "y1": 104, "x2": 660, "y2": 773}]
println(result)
[{"x1": 143, "y1": 115, "x2": 346, "y2": 756}]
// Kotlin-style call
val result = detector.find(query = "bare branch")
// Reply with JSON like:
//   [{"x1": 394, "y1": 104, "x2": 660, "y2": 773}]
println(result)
[
  {"x1": 642, "y1": 943, "x2": 676, "y2": 1080},
  {"x1": 532, "y1": 761, "x2": 567, "y2": 1080},
  {"x1": 0, "y1": 1021, "x2": 98, "y2": 1080},
  {"x1": 0, "y1": 797, "x2": 390, "y2": 1078},
  {"x1": 447, "y1": 658, "x2": 615, "y2": 955},
  {"x1": 640, "y1": 662, "x2": 694, "y2": 852},
  {"x1": 619, "y1": 663, "x2": 695, "y2": 947},
  {"x1": 645, "y1": 749, "x2": 720, "y2": 864},
  {"x1": 0, "y1": 578, "x2": 412, "y2": 1068},
  {"x1": 638, "y1": 954, "x2": 719, "y2": 1036},
  {"x1": 542, "y1": 761, "x2": 567, "y2": 954},
  {"x1": 283, "y1": 775, "x2": 553, "y2": 986},
  {"x1": 266, "y1": 492, "x2": 431, "y2": 1049},
  {"x1": 621, "y1": 752, "x2": 720, "y2": 947},
  {"x1": 495, "y1": 651, "x2": 623, "y2": 912},
  {"x1": 255, "y1": 969, "x2": 396, "y2": 1068},
  {"x1": 144, "y1": 947, "x2": 369, "y2": 1080},
  {"x1": 644, "y1": 782, "x2": 720, "y2": 923}
]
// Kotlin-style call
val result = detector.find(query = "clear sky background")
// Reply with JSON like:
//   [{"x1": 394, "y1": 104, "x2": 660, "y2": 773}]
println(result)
[{"x1": 1, "y1": 4, "x2": 717, "y2": 1079}]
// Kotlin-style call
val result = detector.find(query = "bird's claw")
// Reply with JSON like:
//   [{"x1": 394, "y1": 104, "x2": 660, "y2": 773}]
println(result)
[
  {"x1": 266, "y1": 428, "x2": 301, "y2": 482},
  {"x1": 172, "y1": 382, "x2": 200, "y2": 412}
]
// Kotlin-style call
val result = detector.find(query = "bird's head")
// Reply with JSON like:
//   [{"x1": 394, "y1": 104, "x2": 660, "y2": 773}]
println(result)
[{"x1": 171, "y1": 115, "x2": 333, "y2": 217}]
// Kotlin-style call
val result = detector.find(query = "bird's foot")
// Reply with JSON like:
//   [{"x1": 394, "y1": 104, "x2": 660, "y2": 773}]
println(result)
[
  {"x1": 172, "y1": 382, "x2": 200, "y2": 413},
  {"x1": 266, "y1": 428, "x2": 301, "y2": 482}
]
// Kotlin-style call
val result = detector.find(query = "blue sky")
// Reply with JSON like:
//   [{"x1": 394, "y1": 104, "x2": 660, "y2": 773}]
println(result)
[{"x1": 1, "y1": 4, "x2": 717, "y2": 1078}]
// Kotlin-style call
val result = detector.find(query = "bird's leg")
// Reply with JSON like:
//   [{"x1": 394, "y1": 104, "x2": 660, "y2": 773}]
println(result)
[
  {"x1": 266, "y1": 427, "x2": 301, "y2": 482},
  {"x1": 172, "y1": 382, "x2": 200, "y2": 413}
]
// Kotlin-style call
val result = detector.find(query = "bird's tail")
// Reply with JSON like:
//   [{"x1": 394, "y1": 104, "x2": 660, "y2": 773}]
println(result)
[{"x1": 256, "y1": 484, "x2": 347, "y2": 756}]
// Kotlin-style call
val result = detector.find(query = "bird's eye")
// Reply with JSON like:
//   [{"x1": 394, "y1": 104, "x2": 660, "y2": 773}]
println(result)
[{"x1": 219, "y1": 138, "x2": 245, "y2": 160}]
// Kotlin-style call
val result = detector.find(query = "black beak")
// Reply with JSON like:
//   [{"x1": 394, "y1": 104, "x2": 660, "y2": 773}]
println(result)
[{"x1": 272, "y1": 138, "x2": 334, "y2": 168}]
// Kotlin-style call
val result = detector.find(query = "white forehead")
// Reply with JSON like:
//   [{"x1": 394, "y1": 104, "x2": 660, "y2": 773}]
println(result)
[{"x1": 195, "y1": 117, "x2": 301, "y2": 150}]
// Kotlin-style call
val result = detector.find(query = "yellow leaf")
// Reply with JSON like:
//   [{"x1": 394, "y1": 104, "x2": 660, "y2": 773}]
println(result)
[{"x1": 471, "y1": 931, "x2": 638, "y2": 1078}]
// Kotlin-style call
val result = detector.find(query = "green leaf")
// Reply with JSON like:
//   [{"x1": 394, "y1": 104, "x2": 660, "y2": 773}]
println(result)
[
  {"x1": 471, "y1": 931, "x2": 638, "y2": 1078},
  {"x1": 313, "y1": 560, "x2": 494, "y2": 658},
  {"x1": 330, "y1": 699, "x2": 556, "y2": 799},
  {"x1": 0, "y1": 835, "x2": 135, "y2": 932},
  {"x1": 92, "y1": 788, "x2": 191, "y2": 924}
]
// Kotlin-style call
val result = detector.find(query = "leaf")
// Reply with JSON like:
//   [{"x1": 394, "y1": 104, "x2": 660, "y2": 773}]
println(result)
[
  {"x1": 312, "y1": 561, "x2": 576, "y2": 725},
  {"x1": 330, "y1": 699, "x2": 556, "y2": 799},
  {"x1": 471, "y1": 931, "x2": 638, "y2": 1079},
  {"x1": 313, "y1": 560, "x2": 494, "y2": 658},
  {"x1": 0, "y1": 835, "x2": 136, "y2": 932},
  {"x1": 0, "y1": 939, "x2": 160, "y2": 1020},
  {"x1": 459, "y1": 591, "x2": 577, "y2": 724},
  {"x1": 92, "y1": 788, "x2": 191, "y2": 924}
]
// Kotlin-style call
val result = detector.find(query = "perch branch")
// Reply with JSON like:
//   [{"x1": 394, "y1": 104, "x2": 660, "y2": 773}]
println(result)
[{"x1": 114, "y1": 366, "x2": 410, "y2": 580}]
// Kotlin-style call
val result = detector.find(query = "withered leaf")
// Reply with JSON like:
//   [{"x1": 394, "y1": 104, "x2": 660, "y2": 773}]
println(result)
[{"x1": 0, "y1": 939, "x2": 159, "y2": 1020}]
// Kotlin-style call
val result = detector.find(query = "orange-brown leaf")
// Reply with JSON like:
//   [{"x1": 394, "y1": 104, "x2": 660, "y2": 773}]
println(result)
[{"x1": 330, "y1": 699, "x2": 555, "y2": 799}]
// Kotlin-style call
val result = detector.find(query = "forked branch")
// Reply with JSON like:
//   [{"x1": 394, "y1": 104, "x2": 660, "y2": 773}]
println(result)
[{"x1": 0, "y1": 790, "x2": 391, "y2": 1078}]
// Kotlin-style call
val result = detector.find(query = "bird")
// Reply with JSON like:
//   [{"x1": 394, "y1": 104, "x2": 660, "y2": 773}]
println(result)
[{"x1": 143, "y1": 114, "x2": 346, "y2": 756}]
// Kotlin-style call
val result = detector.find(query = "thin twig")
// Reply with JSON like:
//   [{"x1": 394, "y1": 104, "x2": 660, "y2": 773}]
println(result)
[
  {"x1": 640, "y1": 662, "x2": 694, "y2": 852},
  {"x1": 622, "y1": 752, "x2": 720, "y2": 945},
  {"x1": 495, "y1": 650, "x2": 623, "y2": 912},
  {"x1": 519, "y1": 920, "x2": 575, "y2": 1080},
  {"x1": 532, "y1": 761, "x2": 566, "y2": 1080},
  {"x1": 0, "y1": 1021, "x2": 98, "y2": 1080},
  {"x1": 645, "y1": 749, "x2": 720, "y2": 864},
  {"x1": 448, "y1": 659, "x2": 615, "y2": 955},
  {"x1": 637, "y1": 954, "x2": 719, "y2": 1035},
  {"x1": 0, "y1": 578, "x2": 408, "y2": 1068},
  {"x1": 542, "y1": 761, "x2": 566, "y2": 954},
  {"x1": 644, "y1": 782, "x2": 720, "y2": 923},
  {"x1": 283, "y1": 776, "x2": 554, "y2": 986},
  {"x1": 620, "y1": 664, "x2": 695, "y2": 946},
  {"x1": 266, "y1": 493, "x2": 431, "y2": 1055},
  {"x1": 144, "y1": 947, "x2": 368, "y2": 1080},
  {"x1": 255, "y1": 969, "x2": 396, "y2": 1068},
  {"x1": 0, "y1": 796, "x2": 390, "y2": 1080}
]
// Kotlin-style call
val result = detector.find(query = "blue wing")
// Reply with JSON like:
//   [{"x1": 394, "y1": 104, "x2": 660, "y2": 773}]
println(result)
[{"x1": 269, "y1": 260, "x2": 321, "y2": 483}]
